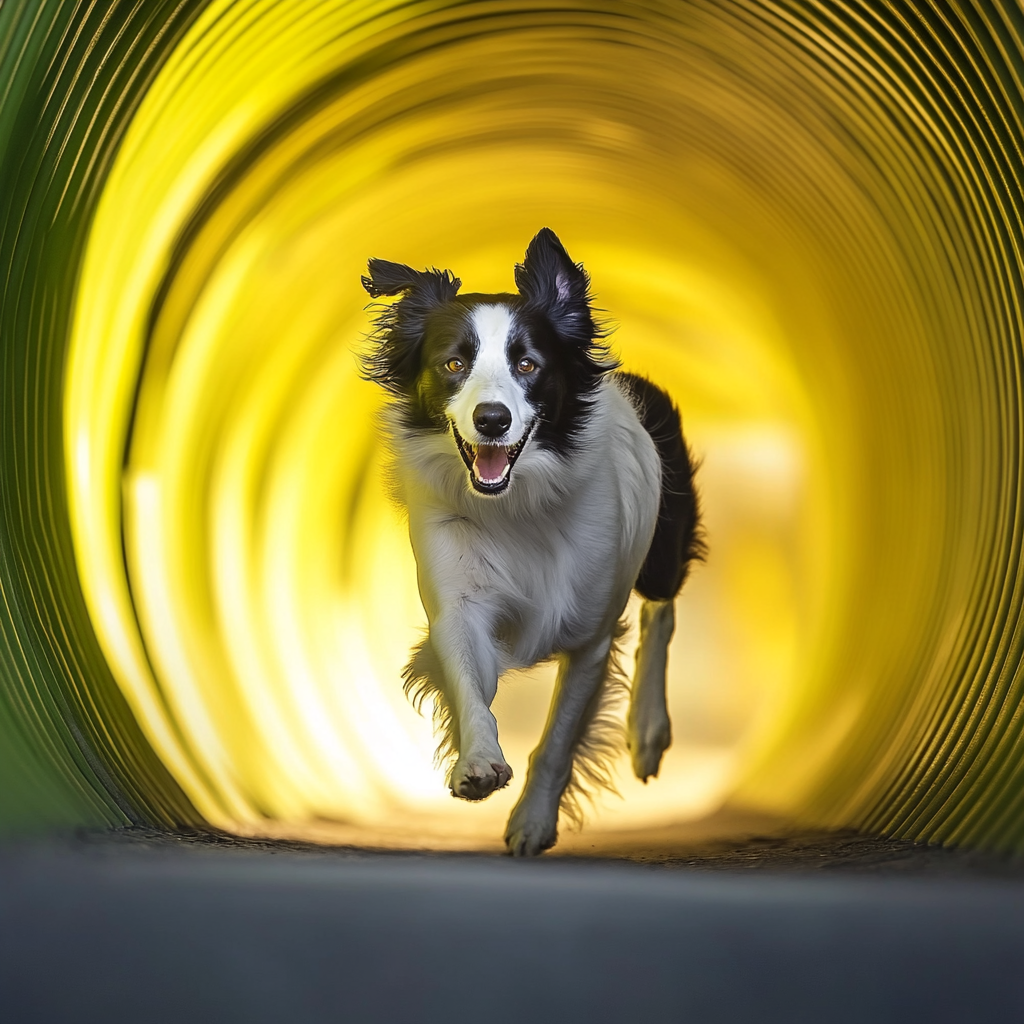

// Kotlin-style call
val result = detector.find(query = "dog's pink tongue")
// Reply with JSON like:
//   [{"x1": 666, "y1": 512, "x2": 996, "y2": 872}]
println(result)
[{"x1": 474, "y1": 445, "x2": 509, "y2": 482}]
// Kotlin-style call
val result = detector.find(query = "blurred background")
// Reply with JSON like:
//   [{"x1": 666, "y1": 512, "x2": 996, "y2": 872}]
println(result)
[{"x1": 4, "y1": 0, "x2": 1024, "y2": 855}]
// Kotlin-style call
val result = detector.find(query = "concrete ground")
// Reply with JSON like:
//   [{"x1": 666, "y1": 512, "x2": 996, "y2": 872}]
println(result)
[{"x1": 3, "y1": 825, "x2": 1024, "y2": 1023}]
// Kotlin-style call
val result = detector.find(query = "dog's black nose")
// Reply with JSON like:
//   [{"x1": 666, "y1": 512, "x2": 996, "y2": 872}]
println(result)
[{"x1": 473, "y1": 402, "x2": 512, "y2": 438}]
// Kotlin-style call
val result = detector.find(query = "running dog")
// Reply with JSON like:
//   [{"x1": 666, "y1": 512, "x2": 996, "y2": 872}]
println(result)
[{"x1": 361, "y1": 228, "x2": 703, "y2": 855}]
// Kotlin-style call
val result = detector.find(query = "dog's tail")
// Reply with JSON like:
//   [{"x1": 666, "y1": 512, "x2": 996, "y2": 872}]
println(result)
[
  {"x1": 402, "y1": 637, "x2": 459, "y2": 776},
  {"x1": 558, "y1": 618, "x2": 630, "y2": 830}
]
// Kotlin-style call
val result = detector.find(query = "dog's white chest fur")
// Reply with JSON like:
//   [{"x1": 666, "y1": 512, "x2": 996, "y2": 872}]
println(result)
[{"x1": 393, "y1": 380, "x2": 660, "y2": 670}]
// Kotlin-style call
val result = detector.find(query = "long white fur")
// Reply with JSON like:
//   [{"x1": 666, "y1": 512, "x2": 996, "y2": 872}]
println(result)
[{"x1": 387, "y1": 301, "x2": 662, "y2": 855}]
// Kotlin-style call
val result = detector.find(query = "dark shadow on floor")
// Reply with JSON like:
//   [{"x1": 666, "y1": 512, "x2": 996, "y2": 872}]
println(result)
[{"x1": 59, "y1": 815, "x2": 1024, "y2": 878}]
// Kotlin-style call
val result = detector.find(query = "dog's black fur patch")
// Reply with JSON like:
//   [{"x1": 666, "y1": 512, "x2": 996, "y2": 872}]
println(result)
[
  {"x1": 617, "y1": 372, "x2": 706, "y2": 600},
  {"x1": 514, "y1": 228, "x2": 617, "y2": 457},
  {"x1": 360, "y1": 260, "x2": 463, "y2": 420}
]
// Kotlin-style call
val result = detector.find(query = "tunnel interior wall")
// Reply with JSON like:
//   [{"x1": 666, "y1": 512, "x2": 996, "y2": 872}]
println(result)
[{"x1": 3, "y1": 0, "x2": 1024, "y2": 851}]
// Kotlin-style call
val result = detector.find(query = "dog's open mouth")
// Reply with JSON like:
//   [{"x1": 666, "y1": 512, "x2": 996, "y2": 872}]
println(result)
[{"x1": 452, "y1": 423, "x2": 533, "y2": 495}]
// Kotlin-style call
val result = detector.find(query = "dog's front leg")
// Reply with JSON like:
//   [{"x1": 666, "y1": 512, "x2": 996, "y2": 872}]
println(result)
[
  {"x1": 431, "y1": 606, "x2": 512, "y2": 801},
  {"x1": 504, "y1": 636, "x2": 612, "y2": 856}
]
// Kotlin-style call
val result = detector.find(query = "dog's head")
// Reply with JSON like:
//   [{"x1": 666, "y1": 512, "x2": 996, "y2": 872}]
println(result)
[{"x1": 362, "y1": 228, "x2": 615, "y2": 496}]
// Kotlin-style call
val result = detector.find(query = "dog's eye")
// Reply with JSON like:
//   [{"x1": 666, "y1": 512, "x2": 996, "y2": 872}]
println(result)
[
  {"x1": 445, "y1": 358, "x2": 465, "y2": 373},
  {"x1": 517, "y1": 357, "x2": 537, "y2": 374}
]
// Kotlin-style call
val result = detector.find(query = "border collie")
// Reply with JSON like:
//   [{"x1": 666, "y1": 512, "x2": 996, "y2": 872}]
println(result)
[{"x1": 361, "y1": 228, "x2": 703, "y2": 855}]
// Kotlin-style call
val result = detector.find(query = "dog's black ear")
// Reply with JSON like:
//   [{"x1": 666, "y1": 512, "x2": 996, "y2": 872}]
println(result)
[
  {"x1": 361, "y1": 258, "x2": 461, "y2": 397},
  {"x1": 361, "y1": 259, "x2": 461, "y2": 304},
  {"x1": 514, "y1": 228, "x2": 599, "y2": 348}
]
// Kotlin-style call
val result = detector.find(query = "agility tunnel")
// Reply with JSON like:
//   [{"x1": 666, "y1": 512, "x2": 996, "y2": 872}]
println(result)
[{"x1": 3, "y1": 0, "x2": 1024, "y2": 854}]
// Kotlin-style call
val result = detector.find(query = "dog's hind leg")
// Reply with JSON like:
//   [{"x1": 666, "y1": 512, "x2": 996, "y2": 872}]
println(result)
[
  {"x1": 628, "y1": 599, "x2": 675, "y2": 781},
  {"x1": 505, "y1": 635, "x2": 613, "y2": 856},
  {"x1": 616, "y1": 372, "x2": 705, "y2": 782}
]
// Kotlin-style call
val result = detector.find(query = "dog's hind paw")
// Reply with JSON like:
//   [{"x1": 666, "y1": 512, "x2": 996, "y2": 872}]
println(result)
[
  {"x1": 627, "y1": 712, "x2": 672, "y2": 782},
  {"x1": 449, "y1": 757, "x2": 512, "y2": 801}
]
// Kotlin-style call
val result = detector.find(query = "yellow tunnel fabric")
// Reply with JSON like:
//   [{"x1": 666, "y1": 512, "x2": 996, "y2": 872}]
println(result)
[{"x1": 3, "y1": 0, "x2": 1022, "y2": 848}]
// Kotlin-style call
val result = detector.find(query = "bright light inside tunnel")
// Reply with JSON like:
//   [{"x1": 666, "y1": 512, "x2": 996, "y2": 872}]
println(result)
[{"x1": 62, "y1": 0, "x2": 948, "y2": 847}]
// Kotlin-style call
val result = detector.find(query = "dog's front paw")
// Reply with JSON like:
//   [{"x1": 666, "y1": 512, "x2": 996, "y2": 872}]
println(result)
[
  {"x1": 627, "y1": 710, "x2": 672, "y2": 782},
  {"x1": 504, "y1": 803, "x2": 558, "y2": 856},
  {"x1": 449, "y1": 756, "x2": 512, "y2": 801}
]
